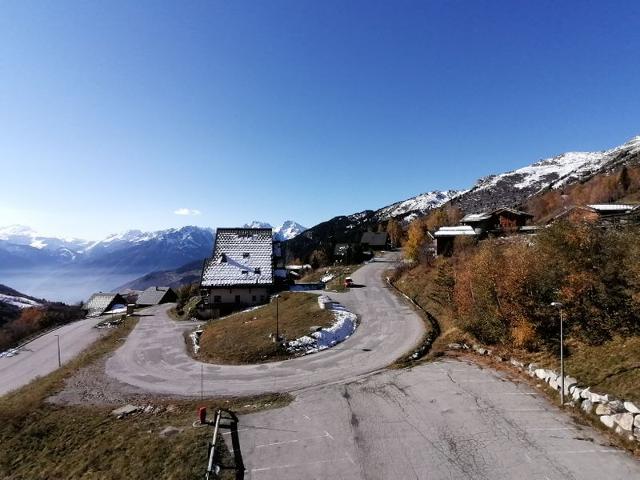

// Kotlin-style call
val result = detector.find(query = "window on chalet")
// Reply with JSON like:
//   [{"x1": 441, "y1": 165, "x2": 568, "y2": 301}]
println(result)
[
  {"x1": 213, "y1": 295, "x2": 221, "y2": 303},
  {"x1": 254, "y1": 267, "x2": 261, "y2": 274},
  {"x1": 243, "y1": 252, "x2": 250, "y2": 258}
]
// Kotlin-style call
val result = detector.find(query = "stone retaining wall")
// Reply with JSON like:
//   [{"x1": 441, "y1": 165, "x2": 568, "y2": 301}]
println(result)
[{"x1": 449, "y1": 342, "x2": 640, "y2": 444}]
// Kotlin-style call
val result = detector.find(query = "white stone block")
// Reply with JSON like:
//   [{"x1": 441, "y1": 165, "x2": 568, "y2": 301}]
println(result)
[
  {"x1": 600, "y1": 415, "x2": 615, "y2": 429},
  {"x1": 624, "y1": 401, "x2": 640, "y2": 414}
]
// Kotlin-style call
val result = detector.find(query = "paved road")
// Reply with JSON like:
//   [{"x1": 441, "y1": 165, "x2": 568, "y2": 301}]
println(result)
[
  {"x1": 105, "y1": 254, "x2": 426, "y2": 396},
  {"x1": 228, "y1": 358, "x2": 640, "y2": 480},
  {"x1": 0, "y1": 316, "x2": 107, "y2": 396}
]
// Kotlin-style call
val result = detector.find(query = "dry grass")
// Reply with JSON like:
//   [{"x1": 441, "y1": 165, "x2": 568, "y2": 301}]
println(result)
[
  {"x1": 301, "y1": 265, "x2": 357, "y2": 291},
  {"x1": 516, "y1": 336, "x2": 640, "y2": 404},
  {"x1": 0, "y1": 316, "x2": 292, "y2": 479},
  {"x1": 391, "y1": 263, "x2": 469, "y2": 356},
  {"x1": 198, "y1": 292, "x2": 334, "y2": 364}
]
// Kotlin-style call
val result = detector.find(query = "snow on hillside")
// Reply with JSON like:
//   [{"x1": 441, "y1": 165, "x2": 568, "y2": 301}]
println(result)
[
  {"x1": 374, "y1": 190, "x2": 462, "y2": 220},
  {"x1": 472, "y1": 136, "x2": 640, "y2": 195},
  {"x1": 0, "y1": 293, "x2": 41, "y2": 309}
]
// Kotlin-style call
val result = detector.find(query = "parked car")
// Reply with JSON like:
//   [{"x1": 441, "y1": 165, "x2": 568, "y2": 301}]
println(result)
[{"x1": 344, "y1": 277, "x2": 354, "y2": 288}]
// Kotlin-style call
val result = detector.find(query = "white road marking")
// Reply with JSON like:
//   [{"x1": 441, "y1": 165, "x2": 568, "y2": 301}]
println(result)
[
  {"x1": 560, "y1": 449, "x2": 620, "y2": 454},
  {"x1": 505, "y1": 408, "x2": 547, "y2": 412},
  {"x1": 255, "y1": 431, "x2": 332, "y2": 448},
  {"x1": 345, "y1": 453, "x2": 356, "y2": 465},
  {"x1": 221, "y1": 428, "x2": 249, "y2": 435},
  {"x1": 303, "y1": 414, "x2": 311, "y2": 420},
  {"x1": 528, "y1": 427, "x2": 574, "y2": 431},
  {"x1": 251, "y1": 457, "x2": 351, "y2": 473}
]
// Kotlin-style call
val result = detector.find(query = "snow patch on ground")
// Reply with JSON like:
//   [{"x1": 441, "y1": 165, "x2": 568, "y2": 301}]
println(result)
[
  {"x1": 286, "y1": 296, "x2": 357, "y2": 355},
  {"x1": 320, "y1": 274, "x2": 335, "y2": 283}
]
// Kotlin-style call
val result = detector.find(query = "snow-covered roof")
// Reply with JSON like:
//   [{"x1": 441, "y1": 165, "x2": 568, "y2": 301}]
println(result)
[
  {"x1": 434, "y1": 225, "x2": 478, "y2": 237},
  {"x1": 136, "y1": 286, "x2": 176, "y2": 306},
  {"x1": 201, "y1": 228, "x2": 273, "y2": 287},
  {"x1": 85, "y1": 293, "x2": 125, "y2": 317},
  {"x1": 587, "y1": 204, "x2": 635, "y2": 212},
  {"x1": 461, "y1": 212, "x2": 492, "y2": 223}
]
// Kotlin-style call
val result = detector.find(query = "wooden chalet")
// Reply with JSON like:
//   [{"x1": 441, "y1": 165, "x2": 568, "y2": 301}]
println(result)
[
  {"x1": 460, "y1": 208, "x2": 534, "y2": 235},
  {"x1": 360, "y1": 231, "x2": 389, "y2": 250},
  {"x1": 136, "y1": 286, "x2": 178, "y2": 307}
]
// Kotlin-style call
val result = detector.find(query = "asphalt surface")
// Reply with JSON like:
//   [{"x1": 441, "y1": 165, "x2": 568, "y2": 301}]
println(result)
[
  {"x1": 0, "y1": 315, "x2": 106, "y2": 396},
  {"x1": 228, "y1": 359, "x2": 640, "y2": 480},
  {"x1": 105, "y1": 254, "x2": 426, "y2": 396}
]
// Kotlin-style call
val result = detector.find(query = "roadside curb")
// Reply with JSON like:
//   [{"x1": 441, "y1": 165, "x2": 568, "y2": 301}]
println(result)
[{"x1": 386, "y1": 277, "x2": 440, "y2": 363}]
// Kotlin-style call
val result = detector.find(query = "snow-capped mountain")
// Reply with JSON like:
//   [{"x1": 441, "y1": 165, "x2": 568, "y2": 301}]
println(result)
[
  {"x1": 275, "y1": 221, "x2": 307, "y2": 241},
  {"x1": 453, "y1": 135, "x2": 640, "y2": 214},
  {"x1": 242, "y1": 220, "x2": 307, "y2": 241},
  {"x1": 0, "y1": 225, "x2": 89, "y2": 264},
  {"x1": 373, "y1": 190, "x2": 462, "y2": 222},
  {"x1": 0, "y1": 226, "x2": 215, "y2": 273}
]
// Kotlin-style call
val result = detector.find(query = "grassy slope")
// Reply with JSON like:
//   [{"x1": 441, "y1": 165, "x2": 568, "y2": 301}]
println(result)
[
  {"x1": 198, "y1": 292, "x2": 334, "y2": 364},
  {"x1": 392, "y1": 263, "x2": 472, "y2": 354},
  {"x1": 393, "y1": 264, "x2": 640, "y2": 402},
  {"x1": 0, "y1": 317, "x2": 290, "y2": 480}
]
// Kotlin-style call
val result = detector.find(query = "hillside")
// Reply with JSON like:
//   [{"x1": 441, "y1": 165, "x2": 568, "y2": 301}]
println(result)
[
  {"x1": 0, "y1": 285, "x2": 43, "y2": 327},
  {"x1": 115, "y1": 259, "x2": 204, "y2": 291}
]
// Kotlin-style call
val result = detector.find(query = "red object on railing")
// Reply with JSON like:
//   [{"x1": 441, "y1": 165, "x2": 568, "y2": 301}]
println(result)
[{"x1": 198, "y1": 406, "x2": 207, "y2": 424}]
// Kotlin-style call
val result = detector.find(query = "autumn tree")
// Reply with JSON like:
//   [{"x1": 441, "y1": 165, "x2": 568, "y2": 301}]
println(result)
[
  {"x1": 386, "y1": 218, "x2": 403, "y2": 247},
  {"x1": 404, "y1": 217, "x2": 430, "y2": 261}
]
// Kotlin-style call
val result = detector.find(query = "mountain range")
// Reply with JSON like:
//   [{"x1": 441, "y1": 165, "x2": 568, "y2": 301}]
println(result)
[
  {"x1": 2, "y1": 134, "x2": 639, "y2": 299},
  {"x1": 0, "y1": 220, "x2": 307, "y2": 273}
]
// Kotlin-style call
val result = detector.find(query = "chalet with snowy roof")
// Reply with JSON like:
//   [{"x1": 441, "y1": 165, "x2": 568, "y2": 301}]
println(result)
[
  {"x1": 434, "y1": 207, "x2": 534, "y2": 256},
  {"x1": 546, "y1": 203, "x2": 640, "y2": 226},
  {"x1": 136, "y1": 286, "x2": 177, "y2": 307},
  {"x1": 433, "y1": 225, "x2": 478, "y2": 256},
  {"x1": 200, "y1": 228, "x2": 281, "y2": 312},
  {"x1": 84, "y1": 293, "x2": 127, "y2": 317},
  {"x1": 460, "y1": 208, "x2": 533, "y2": 235}
]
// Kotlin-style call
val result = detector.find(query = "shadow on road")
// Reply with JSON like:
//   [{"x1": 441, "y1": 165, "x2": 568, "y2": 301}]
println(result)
[{"x1": 220, "y1": 410, "x2": 245, "y2": 480}]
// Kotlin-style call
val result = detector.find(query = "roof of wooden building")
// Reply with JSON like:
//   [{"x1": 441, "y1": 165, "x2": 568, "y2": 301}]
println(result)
[
  {"x1": 137, "y1": 286, "x2": 176, "y2": 306},
  {"x1": 360, "y1": 231, "x2": 388, "y2": 246},
  {"x1": 85, "y1": 292, "x2": 125, "y2": 317}
]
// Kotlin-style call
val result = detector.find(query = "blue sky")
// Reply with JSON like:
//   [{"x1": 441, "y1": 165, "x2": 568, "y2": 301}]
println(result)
[{"x1": 1, "y1": 1, "x2": 639, "y2": 239}]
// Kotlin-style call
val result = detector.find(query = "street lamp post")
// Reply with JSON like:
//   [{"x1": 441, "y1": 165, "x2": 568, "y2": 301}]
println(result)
[
  {"x1": 551, "y1": 302, "x2": 564, "y2": 405},
  {"x1": 275, "y1": 295, "x2": 280, "y2": 343},
  {"x1": 54, "y1": 334, "x2": 61, "y2": 368}
]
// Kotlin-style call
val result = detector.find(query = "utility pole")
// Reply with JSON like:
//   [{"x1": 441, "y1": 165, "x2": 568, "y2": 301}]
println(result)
[
  {"x1": 551, "y1": 302, "x2": 565, "y2": 406},
  {"x1": 54, "y1": 334, "x2": 61, "y2": 368}
]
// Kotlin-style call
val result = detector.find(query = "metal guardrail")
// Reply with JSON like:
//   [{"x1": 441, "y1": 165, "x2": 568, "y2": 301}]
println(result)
[{"x1": 204, "y1": 409, "x2": 222, "y2": 480}]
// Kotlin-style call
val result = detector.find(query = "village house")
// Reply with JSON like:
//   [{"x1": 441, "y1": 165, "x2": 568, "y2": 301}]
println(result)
[
  {"x1": 200, "y1": 228, "x2": 283, "y2": 315},
  {"x1": 546, "y1": 203, "x2": 640, "y2": 225},
  {"x1": 84, "y1": 292, "x2": 127, "y2": 318},
  {"x1": 360, "y1": 231, "x2": 389, "y2": 250},
  {"x1": 460, "y1": 207, "x2": 534, "y2": 235},
  {"x1": 434, "y1": 207, "x2": 534, "y2": 256},
  {"x1": 136, "y1": 286, "x2": 177, "y2": 307}
]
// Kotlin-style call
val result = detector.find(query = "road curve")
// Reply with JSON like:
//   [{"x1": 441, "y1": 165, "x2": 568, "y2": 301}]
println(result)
[
  {"x1": 105, "y1": 253, "x2": 426, "y2": 396},
  {"x1": 0, "y1": 316, "x2": 106, "y2": 396}
]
